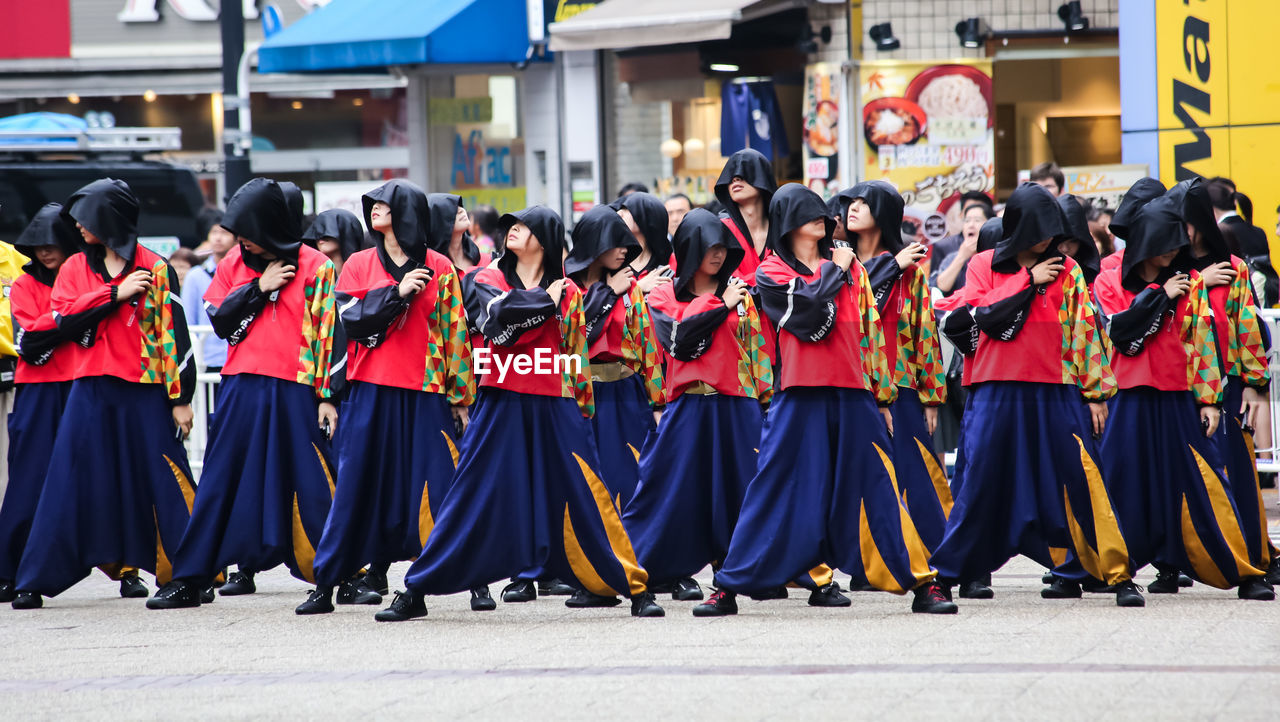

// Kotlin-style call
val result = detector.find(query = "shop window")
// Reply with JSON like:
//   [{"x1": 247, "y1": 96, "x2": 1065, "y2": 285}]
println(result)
[
  {"x1": 1045, "y1": 115, "x2": 1122, "y2": 167},
  {"x1": 429, "y1": 74, "x2": 526, "y2": 214}
]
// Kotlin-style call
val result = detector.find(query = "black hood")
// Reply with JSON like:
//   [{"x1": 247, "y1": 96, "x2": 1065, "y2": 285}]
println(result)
[
  {"x1": 15, "y1": 203, "x2": 80, "y2": 284},
  {"x1": 672, "y1": 208, "x2": 742, "y2": 300},
  {"x1": 840, "y1": 180, "x2": 905, "y2": 253},
  {"x1": 993, "y1": 182, "x2": 1066, "y2": 271},
  {"x1": 427, "y1": 193, "x2": 482, "y2": 266},
  {"x1": 565, "y1": 204, "x2": 639, "y2": 279},
  {"x1": 280, "y1": 181, "x2": 305, "y2": 240},
  {"x1": 302, "y1": 209, "x2": 365, "y2": 261},
  {"x1": 825, "y1": 193, "x2": 845, "y2": 223},
  {"x1": 767, "y1": 183, "x2": 836, "y2": 275},
  {"x1": 977, "y1": 217, "x2": 1003, "y2": 254},
  {"x1": 221, "y1": 178, "x2": 302, "y2": 269},
  {"x1": 618, "y1": 192, "x2": 673, "y2": 271},
  {"x1": 61, "y1": 178, "x2": 139, "y2": 263},
  {"x1": 1057, "y1": 194, "x2": 1100, "y2": 283},
  {"x1": 715, "y1": 149, "x2": 776, "y2": 244},
  {"x1": 363, "y1": 179, "x2": 431, "y2": 265},
  {"x1": 496, "y1": 206, "x2": 566, "y2": 289},
  {"x1": 1165, "y1": 178, "x2": 1230, "y2": 268},
  {"x1": 1121, "y1": 195, "x2": 1189, "y2": 292},
  {"x1": 1109, "y1": 177, "x2": 1167, "y2": 242}
]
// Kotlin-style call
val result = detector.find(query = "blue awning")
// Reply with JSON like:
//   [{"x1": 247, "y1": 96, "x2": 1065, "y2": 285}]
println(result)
[{"x1": 258, "y1": 0, "x2": 532, "y2": 74}]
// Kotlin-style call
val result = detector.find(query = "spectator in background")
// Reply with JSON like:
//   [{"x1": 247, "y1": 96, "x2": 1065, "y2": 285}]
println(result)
[
  {"x1": 617, "y1": 182, "x2": 649, "y2": 199},
  {"x1": 1087, "y1": 205, "x2": 1116, "y2": 258},
  {"x1": 469, "y1": 204, "x2": 501, "y2": 258},
  {"x1": 932, "y1": 202, "x2": 995, "y2": 296},
  {"x1": 1029, "y1": 161, "x2": 1065, "y2": 197},
  {"x1": 664, "y1": 194, "x2": 692, "y2": 238},
  {"x1": 169, "y1": 248, "x2": 199, "y2": 287},
  {"x1": 1209, "y1": 177, "x2": 1277, "y2": 307},
  {"x1": 929, "y1": 192, "x2": 995, "y2": 292},
  {"x1": 182, "y1": 210, "x2": 233, "y2": 377}
]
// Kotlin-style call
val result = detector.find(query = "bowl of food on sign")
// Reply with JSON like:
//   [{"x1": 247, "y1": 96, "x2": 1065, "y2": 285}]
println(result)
[
  {"x1": 863, "y1": 97, "x2": 927, "y2": 149},
  {"x1": 905, "y1": 64, "x2": 994, "y2": 128},
  {"x1": 805, "y1": 99, "x2": 839, "y2": 157}
]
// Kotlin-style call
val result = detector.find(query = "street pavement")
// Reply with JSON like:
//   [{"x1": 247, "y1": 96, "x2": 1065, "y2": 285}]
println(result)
[{"x1": 3, "y1": 490, "x2": 1278, "y2": 721}]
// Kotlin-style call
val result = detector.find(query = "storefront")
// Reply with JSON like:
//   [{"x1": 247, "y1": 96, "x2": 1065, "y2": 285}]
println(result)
[
  {"x1": 0, "y1": 0, "x2": 410, "y2": 207},
  {"x1": 550, "y1": 0, "x2": 818, "y2": 204}
]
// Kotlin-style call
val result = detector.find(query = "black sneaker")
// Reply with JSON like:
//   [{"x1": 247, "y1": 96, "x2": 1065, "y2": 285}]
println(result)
[
  {"x1": 10, "y1": 591, "x2": 41, "y2": 609},
  {"x1": 337, "y1": 577, "x2": 382, "y2": 605},
  {"x1": 363, "y1": 568, "x2": 390, "y2": 596},
  {"x1": 671, "y1": 577, "x2": 703, "y2": 601},
  {"x1": 630, "y1": 591, "x2": 665, "y2": 617},
  {"x1": 958, "y1": 580, "x2": 994, "y2": 599},
  {"x1": 218, "y1": 571, "x2": 255, "y2": 596},
  {"x1": 1148, "y1": 570, "x2": 1180, "y2": 594},
  {"x1": 470, "y1": 586, "x2": 497, "y2": 611},
  {"x1": 501, "y1": 580, "x2": 537, "y2": 603},
  {"x1": 146, "y1": 581, "x2": 201, "y2": 609},
  {"x1": 747, "y1": 585, "x2": 788, "y2": 601},
  {"x1": 295, "y1": 588, "x2": 335, "y2": 615},
  {"x1": 1114, "y1": 580, "x2": 1146, "y2": 607},
  {"x1": 1177, "y1": 573, "x2": 1194, "y2": 588},
  {"x1": 565, "y1": 589, "x2": 622, "y2": 608},
  {"x1": 808, "y1": 582, "x2": 851, "y2": 607},
  {"x1": 200, "y1": 586, "x2": 215, "y2": 604},
  {"x1": 374, "y1": 590, "x2": 427, "y2": 622},
  {"x1": 537, "y1": 578, "x2": 575, "y2": 596},
  {"x1": 119, "y1": 574, "x2": 149, "y2": 599},
  {"x1": 0, "y1": 580, "x2": 16, "y2": 604},
  {"x1": 1265, "y1": 557, "x2": 1280, "y2": 587},
  {"x1": 911, "y1": 582, "x2": 958, "y2": 614},
  {"x1": 1237, "y1": 578, "x2": 1276, "y2": 601},
  {"x1": 1041, "y1": 576, "x2": 1082, "y2": 599},
  {"x1": 692, "y1": 589, "x2": 738, "y2": 617}
]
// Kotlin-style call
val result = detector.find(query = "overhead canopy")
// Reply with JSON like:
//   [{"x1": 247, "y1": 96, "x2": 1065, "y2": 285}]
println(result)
[
  {"x1": 548, "y1": 0, "x2": 804, "y2": 52},
  {"x1": 258, "y1": 0, "x2": 532, "y2": 74}
]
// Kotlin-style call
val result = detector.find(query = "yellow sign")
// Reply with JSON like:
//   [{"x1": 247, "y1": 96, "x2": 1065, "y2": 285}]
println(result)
[
  {"x1": 859, "y1": 59, "x2": 994, "y2": 242},
  {"x1": 450, "y1": 187, "x2": 527, "y2": 215},
  {"x1": 429, "y1": 97, "x2": 493, "y2": 126},
  {"x1": 1154, "y1": 0, "x2": 1280, "y2": 263}
]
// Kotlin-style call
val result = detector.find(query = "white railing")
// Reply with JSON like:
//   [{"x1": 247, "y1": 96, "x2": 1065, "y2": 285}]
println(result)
[
  {"x1": 184, "y1": 324, "x2": 220, "y2": 481},
  {"x1": 1253, "y1": 310, "x2": 1280, "y2": 474}
]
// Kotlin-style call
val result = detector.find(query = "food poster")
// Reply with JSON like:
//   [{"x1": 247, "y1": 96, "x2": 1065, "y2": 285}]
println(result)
[
  {"x1": 859, "y1": 60, "x2": 995, "y2": 248},
  {"x1": 802, "y1": 62, "x2": 842, "y2": 200}
]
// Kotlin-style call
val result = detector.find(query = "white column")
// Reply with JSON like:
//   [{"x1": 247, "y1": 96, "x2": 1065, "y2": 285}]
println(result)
[{"x1": 407, "y1": 73, "x2": 431, "y2": 190}]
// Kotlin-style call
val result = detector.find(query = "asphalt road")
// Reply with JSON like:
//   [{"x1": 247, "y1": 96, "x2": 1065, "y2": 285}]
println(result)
[{"x1": 2, "y1": 491, "x2": 1277, "y2": 721}]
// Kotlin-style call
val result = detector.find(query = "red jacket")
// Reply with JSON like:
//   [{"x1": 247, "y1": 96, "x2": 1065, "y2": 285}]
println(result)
[
  {"x1": 12, "y1": 273, "x2": 76, "y2": 383},
  {"x1": 755, "y1": 255, "x2": 895, "y2": 403},
  {"x1": 577, "y1": 279, "x2": 664, "y2": 406},
  {"x1": 204, "y1": 245, "x2": 337, "y2": 398},
  {"x1": 468, "y1": 267, "x2": 594, "y2": 416},
  {"x1": 724, "y1": 219, "x2": 777, "y2": 365},
  {"x1": 336, "y1": 247, "x2": 474, "y2": 404},
  {"x1": 961, "y1": 250, "x2": 1114, "y2": 401},
  {"x1": 50, "y1": 246, "x2": 193, "y2": 402},
  {"x1": 646, "y1": 283, "x2": 772, "y2": 403},
  {"x1": 1093, "y1": 266, "x2": 1221, "y2": 404}
]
